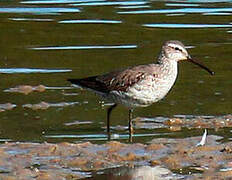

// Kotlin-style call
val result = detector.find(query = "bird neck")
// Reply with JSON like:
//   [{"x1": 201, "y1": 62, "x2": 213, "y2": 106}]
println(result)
[
  {"x1": 158, "y1": 53, "x2": 177, "y2": 67},
  {"x1": 157, "y1": 53, "x2": 178, "y2": 76}
]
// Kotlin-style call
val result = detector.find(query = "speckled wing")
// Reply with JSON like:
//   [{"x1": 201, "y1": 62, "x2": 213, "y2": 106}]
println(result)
[
  {"x1": 98, "y1": 65, "x2": 153, "y2": 92},
  {"x1": 68, "y1": 64, "x2": 156, "y2": 93}
]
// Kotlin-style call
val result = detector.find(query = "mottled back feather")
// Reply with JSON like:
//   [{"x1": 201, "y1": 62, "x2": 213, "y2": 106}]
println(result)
[{"x1": 68, "y1": 64, "x2": 157, "y2": 93}]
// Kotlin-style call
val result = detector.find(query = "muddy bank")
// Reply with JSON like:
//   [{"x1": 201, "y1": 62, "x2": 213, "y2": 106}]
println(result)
[
  {"x1": 134, "y1": 114, "x2": 232, "y2": 130},
  {"x1": 0, "y1": 134, "x2": 232, "y2": 179}
]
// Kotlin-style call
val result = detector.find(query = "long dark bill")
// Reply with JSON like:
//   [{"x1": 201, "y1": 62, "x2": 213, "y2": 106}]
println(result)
[{"x1": 188, "y1": 57, "x2": 214, "y2": 75}]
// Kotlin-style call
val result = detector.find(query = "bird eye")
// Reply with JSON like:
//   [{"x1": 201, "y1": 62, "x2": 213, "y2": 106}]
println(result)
[{"x1": 175, "y1": 47, "x2": 180, "y2": 51}]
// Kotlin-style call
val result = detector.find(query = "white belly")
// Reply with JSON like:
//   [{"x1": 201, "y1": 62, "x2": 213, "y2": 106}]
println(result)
[
  {"x1": 108, "y1": 72, "x2": 177, "y2": 108},
  {"x1": 105, "y1": 61, "x2": 178, "y2": 108}
]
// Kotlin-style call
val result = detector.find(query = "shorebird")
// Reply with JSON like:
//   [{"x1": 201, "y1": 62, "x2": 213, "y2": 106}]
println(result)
[{"x1": 68, "y1": 40, "x2": 214, "y2": 141}]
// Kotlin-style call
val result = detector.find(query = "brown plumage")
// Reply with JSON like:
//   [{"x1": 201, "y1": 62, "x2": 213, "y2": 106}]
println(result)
[{"x1": 68, "y1": 64, "x2": 157, "y2": 93}]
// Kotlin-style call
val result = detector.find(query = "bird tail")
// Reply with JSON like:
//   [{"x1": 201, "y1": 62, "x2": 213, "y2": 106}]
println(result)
[{"x1": 67, "y1": 76, "x2": 109, "y2": 93}]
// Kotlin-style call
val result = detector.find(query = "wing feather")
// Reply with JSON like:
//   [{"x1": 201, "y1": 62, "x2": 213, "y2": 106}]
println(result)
[{"x1": 68, "y1": 64, "x2": 156, "y2": 93}]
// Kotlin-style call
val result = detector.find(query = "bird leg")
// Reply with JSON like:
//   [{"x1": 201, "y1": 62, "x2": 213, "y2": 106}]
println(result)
[
  {"x1": 128, "y1": 109, "x2": 134, "y2": 142},
  {"x1": 107, "y1": 104, "x2": 117, "y2": 140}
]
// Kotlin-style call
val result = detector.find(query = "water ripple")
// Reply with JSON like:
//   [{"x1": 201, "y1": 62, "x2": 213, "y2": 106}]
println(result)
[
  {"x1": 118, "y1": 7, "x2": 232, "y2": 14},
  {"x1": 143, "y1": 23, "x2": 232, "y2": 28},
  {"x1": 0, "y1": 7, "x2": 80, "y2": 14},
  {"x1": 165, "y1": 3, "x2": 200, "y2": 7},
  {"x1": 71, "y1": 1, "x2": 147, "y2": 6},
  {"x1": 30, "y1": 45, "x2": 137, "y2": 50},
  {"x1": 0, "y1": 68, "x2": 72, "y2": 74},
  {"x1": 9, "y1": 18, "x2": 53, "y2": 22},
  {"x1": 44, "y1": 133, "x2": 169, "y2": 141},
  {"x1": 117, "y1": 5, "x2": 150, "y2": 9},
  {"x1": 203, "y1": 12, "x2": 232, "y2": 15},
  {"x1": 59, "y1": 19, "x2": 122, "y2": 24},
  {"x1": 184, "y1": 0, "x2": 232, "y2": 3},
  {"x1": 21, "y1": 0, "x2": 106, "y2": 4},
  {"x1": 166, "y1": 13, "x2": 185, "y2": 16}
]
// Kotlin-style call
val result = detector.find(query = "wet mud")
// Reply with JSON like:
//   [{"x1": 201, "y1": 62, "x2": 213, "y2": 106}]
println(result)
[
  {"x1": 4, "y1": 85, "x2": 46, "y2": 95},
  {"x1": 0, "y1": 121, "x2": 232, "y2": 179},
  {"x1": 0, "y1": 103, "x2": 16, "y2": 112},
  {"x1": 135, "y1": 114, "x2": 232, "y2": 131}
]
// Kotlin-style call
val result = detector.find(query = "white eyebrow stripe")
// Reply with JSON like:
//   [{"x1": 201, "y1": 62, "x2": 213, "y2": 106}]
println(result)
[{"x1": 169, "y1": 44, "x2": 185, "y2": 51}]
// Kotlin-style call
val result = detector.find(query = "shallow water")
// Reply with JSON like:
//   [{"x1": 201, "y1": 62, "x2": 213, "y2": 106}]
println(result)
[{"x1": 0, "y1": 0, "x2": 232, "y2": 178}]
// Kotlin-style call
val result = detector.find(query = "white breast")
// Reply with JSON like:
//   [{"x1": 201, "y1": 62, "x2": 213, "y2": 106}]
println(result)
[{"x1": 124, "y1": 61, "x2": 178, "y2": 107}]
